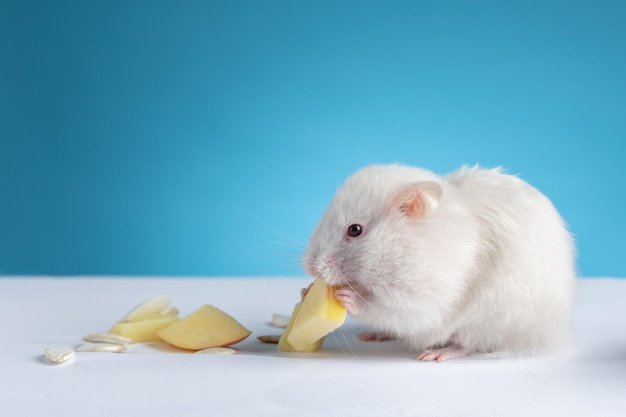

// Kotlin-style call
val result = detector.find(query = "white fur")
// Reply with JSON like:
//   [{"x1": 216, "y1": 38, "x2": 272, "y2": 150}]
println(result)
[{"x1": 302, "y1": 164, "x2": 576, "y2": 359}]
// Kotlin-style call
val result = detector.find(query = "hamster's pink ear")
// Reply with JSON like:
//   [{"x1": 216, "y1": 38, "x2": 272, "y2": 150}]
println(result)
[{"x1": 392, "y1": 181, "x2": 443, "y2": 219}]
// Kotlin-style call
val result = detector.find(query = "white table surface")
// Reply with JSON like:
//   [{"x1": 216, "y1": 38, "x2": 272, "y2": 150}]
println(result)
[{"x1": 1, "y1": 277, "x2": 625, "y2": 417}]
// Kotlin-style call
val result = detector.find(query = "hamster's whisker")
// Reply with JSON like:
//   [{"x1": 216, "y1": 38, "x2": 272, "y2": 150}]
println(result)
[
  {"x1": 343, "y1": 281, "x2": 368, "y2": 304},
  {"x1": 336, "y1": 327, "x2": 360, "y2": 359}
]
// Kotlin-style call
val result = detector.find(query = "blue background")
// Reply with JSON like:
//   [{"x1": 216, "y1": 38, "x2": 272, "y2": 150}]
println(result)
[{"x1": 1, "y1": 1, "x2": 624, "y2": 277}]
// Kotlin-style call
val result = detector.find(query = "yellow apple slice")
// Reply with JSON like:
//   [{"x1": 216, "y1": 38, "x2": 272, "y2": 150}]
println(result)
[
  {"x1": 284, "y1": 279, "x2": 347, "y2": 351},
  {"x1": 156, "y1": 305, "x2": 251, "y2": 350},
  {"x1": 109, "y1": 315, "x2": 179, "y2": 343},
  {"x1": 277, "y1": 303, "x2": 324, "y2": 352},
  {"x1": 123, "y1": 295, "x2": 172, "y2": 322}
]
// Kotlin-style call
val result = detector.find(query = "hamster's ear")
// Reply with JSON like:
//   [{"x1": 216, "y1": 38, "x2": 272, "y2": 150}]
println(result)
[{"x1": 392, "y1": 181, "x2": 443, "y2": 219}]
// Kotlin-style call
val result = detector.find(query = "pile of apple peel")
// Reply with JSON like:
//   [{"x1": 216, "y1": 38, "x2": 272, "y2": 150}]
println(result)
[
  {"x1": 109, "y1": 296, "x2": 251, "y2": 351},
  {"x1": 42, "y1": 280, "x2": 346, "y2": 365},
  {"x1": 104, "y1": 279, "x2": 345, "y2": 354},
  {"x1": 277, "y1": 279, "x2": 347, "y2": 352}
]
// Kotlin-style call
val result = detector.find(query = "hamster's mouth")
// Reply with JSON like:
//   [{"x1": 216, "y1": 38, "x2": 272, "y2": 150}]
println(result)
[{"x1": 309, "y1": 271, "x2": 370, "y2": 304}]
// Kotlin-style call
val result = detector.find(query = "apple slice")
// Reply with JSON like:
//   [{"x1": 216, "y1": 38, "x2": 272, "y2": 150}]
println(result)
[
  {"x1": 156, "y1": 305, "x2": 251, "y2": 350},
  {"x1": 123, "y1": 295, "x2": 172, "y2": 321},
  {"x1": 109, "y1": 315, "x2": 179, "y2": 343},
  {"x1": 277, "y1": 303, "x2": 324, "y2": 352},
  {"x1": 285, "y1": 279, "x2": 346, "y2": 351}
]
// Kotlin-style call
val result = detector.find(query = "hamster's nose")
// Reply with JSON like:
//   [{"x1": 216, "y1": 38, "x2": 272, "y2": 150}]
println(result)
[{"x1": 314, "y1": 253, "x2": 344, "y2": 285}]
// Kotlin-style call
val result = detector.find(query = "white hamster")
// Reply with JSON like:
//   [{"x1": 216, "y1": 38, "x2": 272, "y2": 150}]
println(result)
[{"x1": 302, "y1": 164, "x2": 576, "y2": 361}]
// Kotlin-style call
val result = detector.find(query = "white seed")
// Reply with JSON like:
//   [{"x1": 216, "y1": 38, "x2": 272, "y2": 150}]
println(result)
[
  {"x1": 82, "y1": 333, "x2": 132, "y2": 345},
  {"x1": 159, "y1": 306, "x2": 179, "y2": 316},
  {"x1": 194, "y1": 347, "x2": 236, "y2": 355},
  {"x1": 76, "y1": 342, "x2": 127, "y2": 353},
  {"x1": 44, "y1": 346, "x2": 75, "y2": 364},
  {"x1": 271, "y1": 313, "x2": 290, "y2": 328}
]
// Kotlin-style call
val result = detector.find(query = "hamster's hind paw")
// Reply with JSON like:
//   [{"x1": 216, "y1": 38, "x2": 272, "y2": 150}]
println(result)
[
  {"x1": 417, "y1": 344, "x2": 468, "y2": 362},
  {"x1": 357, "y1": 332, "x2": 395, "y2": 342}
]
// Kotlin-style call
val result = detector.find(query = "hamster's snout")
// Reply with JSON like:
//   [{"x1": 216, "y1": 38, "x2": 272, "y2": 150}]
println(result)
[{"x1": 302, "y1": 251, "x2": 345, "y2": 286}]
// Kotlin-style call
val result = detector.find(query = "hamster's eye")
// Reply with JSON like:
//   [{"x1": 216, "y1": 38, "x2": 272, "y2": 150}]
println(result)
[{"x1": 347, "y1": 224, "x2": 363, "y2": 237}]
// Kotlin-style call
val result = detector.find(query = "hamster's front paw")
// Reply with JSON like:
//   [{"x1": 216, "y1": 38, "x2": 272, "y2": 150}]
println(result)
[
  {"x1": 300, "y1": 283, "x2": 313, "y2": 300},
  {"x1": 335, "y1": 287, "x2": 363, "y2": 315}
]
